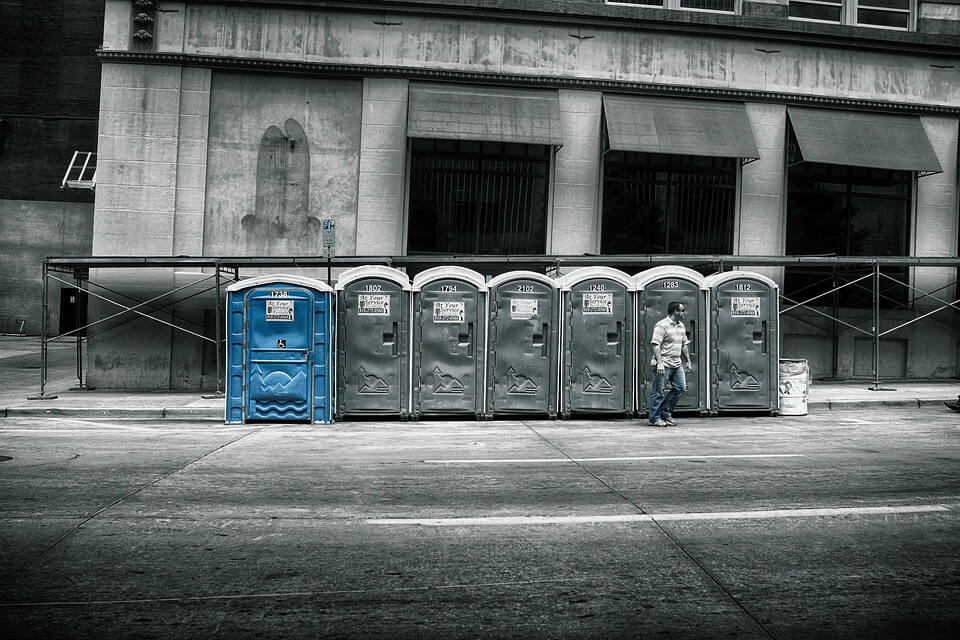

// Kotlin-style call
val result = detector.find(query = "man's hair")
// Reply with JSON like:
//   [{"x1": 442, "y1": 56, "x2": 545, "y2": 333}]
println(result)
[{"x1": 667, "y1": 301, "x2": 683, "y2": 315}]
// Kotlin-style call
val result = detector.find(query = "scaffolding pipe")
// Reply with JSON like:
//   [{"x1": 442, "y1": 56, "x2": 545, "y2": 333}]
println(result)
[
  {"x1": 27, "y1": 262, "x2": 56, "y2": 400},
  {"x1": 215, "y1": 266, "x2": 223, "y2": 395}
]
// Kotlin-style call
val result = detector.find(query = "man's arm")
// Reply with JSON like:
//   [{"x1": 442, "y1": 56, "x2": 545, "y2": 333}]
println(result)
[
  {"x1": 681, "y1": 343, "x2": 692, "y2": 371},
  {"x1": 653, "y1": 343, "x2": 664, "y2": 373}
]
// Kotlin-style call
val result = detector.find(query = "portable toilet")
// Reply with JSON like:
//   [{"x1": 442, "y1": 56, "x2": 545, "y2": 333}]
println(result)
[
  {"x1": 705, "y1": 270, "x2": 780, "y2": 415},
  {"x1": 634, "y1": 266, "x2": 709, "y2": 417},
  {"x1": 225, "y1": 275, "x2": 335, "y2": 424},
  {"x1": 557, "y1": 267, "x2": 634, "y2": 418},
  {"x1": 411, "y1": 266, "x2": 487, "y2": 419},
  {"x1": 335, "y1": 266, "x2": 411, "y2": 420},
  {"x1": 485, "y1": 271, "x2": 559, "y2": 419}
]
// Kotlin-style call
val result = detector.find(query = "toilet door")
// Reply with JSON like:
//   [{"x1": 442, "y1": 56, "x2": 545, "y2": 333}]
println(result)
[{"x1": 245, "y1": 287, "x2": 314, "y2": 421}]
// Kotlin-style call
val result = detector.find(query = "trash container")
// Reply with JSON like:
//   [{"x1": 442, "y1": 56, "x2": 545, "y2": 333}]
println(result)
[
  {"x1": 412, "y1": 266, "x2": 487, "y2": 419},
  {"x1": 557, "y1": 267, "x2": 634, "y2": 418},
  {"x1": 335, "y1": 266, "x2": 411, "y2": 419},
  {"x1": 778, "y1": 359, "x2": 809, "y2": 416},
  {"x1": 706, "y1": 270, "x2": 780, "y2": 415},
  {"x1": 485, "y1": 271, "x2": 559, "y2": 419},
  {"x1": 225, "y1": 275, "x2": 335, "y2": 424},
  {"x1": 634, "y1": 266, "x2": 709, "y2": 417}
]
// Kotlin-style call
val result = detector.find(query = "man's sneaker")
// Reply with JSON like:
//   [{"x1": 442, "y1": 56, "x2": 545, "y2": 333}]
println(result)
[
  {"x1": 649, "y1": 419, "x2": 667, "y2": 427},
  {"x1": 662, "y1": 416, "x2": 677, "y2": 426}
]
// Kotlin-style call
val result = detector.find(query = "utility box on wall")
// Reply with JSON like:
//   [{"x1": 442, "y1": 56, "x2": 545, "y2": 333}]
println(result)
[{"x1": 225, "y1": 275, "x2": 335, "y2": 424}]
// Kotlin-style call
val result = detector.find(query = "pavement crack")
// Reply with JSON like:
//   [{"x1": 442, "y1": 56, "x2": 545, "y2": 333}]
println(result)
[
  {"x1": 16, "y1": 427, "x2": 265, "y2": 572},
  {"x1": 521, "y1": 422, "x2": 777, "y2": 639},
  {"x1": 521, "y1": 422, "x2": 647, "y2": 515}
]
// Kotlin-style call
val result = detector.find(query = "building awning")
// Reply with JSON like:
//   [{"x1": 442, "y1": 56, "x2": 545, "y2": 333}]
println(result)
[
  {"x1": 602, "y1": 95, "x2": 760, "y2": 161},
  {"x1": 787, "y1": 107, "x2": 942, "y2": 174},
  {"x1": 407, "y1": 83, "x2": 563, "y2": 146}
]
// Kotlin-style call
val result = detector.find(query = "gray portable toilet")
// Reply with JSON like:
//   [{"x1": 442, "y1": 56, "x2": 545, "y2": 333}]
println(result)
[
  {"x1": 225, "y1": 274, "x2": 335, "y2": 424},
  {"x1": 335, "y1": 266, "x2": 411, "y2": 420},
  {"x1": 485, "y1": 271, "x2": 559, "y2": 419},
  {"x1": 557, "y1": 267, "x2": 634, "y2": 418},
  {"x1": 634, "y1": 266, "x2": 709, "y2": 417},
  {"x1": 411, "y1": 266, "x2": 487, "y2": 419},
  {"x1": 705, "y1": 270, "x2": 780, "y2": 415}
]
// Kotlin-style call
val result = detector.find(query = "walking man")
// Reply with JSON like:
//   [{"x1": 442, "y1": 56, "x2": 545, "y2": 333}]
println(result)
[{"x1": 648, "y1": 301, "x2": 693, "y2": 426}]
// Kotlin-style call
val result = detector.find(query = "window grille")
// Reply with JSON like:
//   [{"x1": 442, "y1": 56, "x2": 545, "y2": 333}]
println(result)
[
  {"x1": 407, "y1": 140, "x2": 550, "y2": 256},
  {"x1": 601, "y1": 151, "x2": 737, "y2": 256},
  {"x1": 785, "y1": 161, "x2": 912, "y2": 308}
]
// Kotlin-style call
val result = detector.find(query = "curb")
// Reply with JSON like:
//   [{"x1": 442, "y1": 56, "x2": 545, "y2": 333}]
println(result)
[
  {"x1": 2, "y1": 407, "x2": 223, "y2": 420},
  {"x1": 808, "y1": 398, "x2": 951, "y2": 411}
]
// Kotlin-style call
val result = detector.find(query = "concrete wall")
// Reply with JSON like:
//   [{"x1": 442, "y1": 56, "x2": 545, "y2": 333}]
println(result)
[
  {"x1": 0, "y1": 200, "x2": 94, "y2": 336},
  {"x1": 168, "y1": 5, "x2": 960, "y2": 108},
  {"x1": 203, "y1": 73, "x2": 362, "y2": 258}
]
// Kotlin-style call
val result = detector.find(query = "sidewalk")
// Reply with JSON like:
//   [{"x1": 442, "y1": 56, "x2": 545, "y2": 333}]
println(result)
[{"x1": 1, "y1": 336, "x2": 957, "y2": 419}]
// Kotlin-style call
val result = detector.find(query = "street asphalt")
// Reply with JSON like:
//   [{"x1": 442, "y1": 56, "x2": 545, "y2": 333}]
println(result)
[
  {"x1": 1, "y1": 408, "x2": 959, "y2": 638},
  {"x1": 1, "y1": 335, "x2": 960, "y2": 638}
]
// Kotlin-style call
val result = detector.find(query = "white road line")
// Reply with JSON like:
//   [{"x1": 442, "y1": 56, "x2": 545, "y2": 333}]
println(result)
[
  {"x1": 366, "y1": 504, "x2": 949, "y2": 526},
  {"x1": 423, "y1": 453, "x2": 806, "y2": 464}
]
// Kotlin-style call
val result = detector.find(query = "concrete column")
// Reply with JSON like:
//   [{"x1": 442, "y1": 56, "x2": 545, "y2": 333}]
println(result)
[
  {"x1": 157, "y1": 2, "x2": 187, "y2": 53},
  {"x1": 90, "y1": 63, "x2": 184, "y2": 389},
  {"x1": 737, "y1": 103, "x2": 787, "y2": 285},
  {"x1": 914, "y1": 116, "x2": 959, "y2": 309},
  {"x1": 173, "y1": 68, "x2": 211, "y2": 257},
  {"x1": 551, "y1": 90, "x2": 602, "y2": 256},
  {"x1": 356, "y1": 78, "x2": 408, "y2": 256},
  {"x1": 102, "y1": 0, "x2": 132, "y2": 51}
]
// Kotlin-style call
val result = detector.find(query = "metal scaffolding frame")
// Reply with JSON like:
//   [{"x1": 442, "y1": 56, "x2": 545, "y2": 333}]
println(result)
[{"x1": 29, "y1": 254, "x2": 960, "y2": 399}]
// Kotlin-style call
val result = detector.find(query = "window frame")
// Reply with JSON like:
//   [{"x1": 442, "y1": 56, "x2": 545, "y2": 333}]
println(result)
[
  {"x1": 605, "y1": 0, "x2": 740, "y2": 14},
  {"x1": 787, "y1": 0, "x2": 915, "y2": 31}
]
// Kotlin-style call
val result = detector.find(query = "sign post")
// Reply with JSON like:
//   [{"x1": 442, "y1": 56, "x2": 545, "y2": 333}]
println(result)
[{"x1": 322, "y1": 219, "x2": 336, "y2": 285}]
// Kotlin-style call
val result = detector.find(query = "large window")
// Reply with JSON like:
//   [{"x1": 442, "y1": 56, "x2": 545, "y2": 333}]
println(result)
[
  {"x1": 788, "y1": 0, "x2": 913, "y2": 30},
  {"x1": 601, "y1": 151, "x2": 738, "y2": 255},
  {"x1": 785, "y1": 162, "x2": 912, "y2": 308},
  {"x1": 407, "y1": 139, "x2": 550, "y2": 256}
]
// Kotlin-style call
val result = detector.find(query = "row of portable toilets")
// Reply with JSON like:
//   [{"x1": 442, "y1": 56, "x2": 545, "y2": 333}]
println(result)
[{"x1": 224, "y1": 266, "x2": 782, "y2": 424}]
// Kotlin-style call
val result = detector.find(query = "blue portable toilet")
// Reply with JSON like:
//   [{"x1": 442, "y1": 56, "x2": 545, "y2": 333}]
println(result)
[{"x1": 225, "y1": 275, "x2": 335, "y2": 424}]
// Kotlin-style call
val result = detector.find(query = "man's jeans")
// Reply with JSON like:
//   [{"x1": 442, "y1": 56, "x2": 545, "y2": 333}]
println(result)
[{"x1": 649, "y1": 366, "x2": 686, "y2": 422}]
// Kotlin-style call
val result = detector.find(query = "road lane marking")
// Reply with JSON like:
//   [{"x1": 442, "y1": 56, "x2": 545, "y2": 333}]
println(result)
[
  {"x1": 366, "y1": 504, "x2": 948, "y2": 526},
  {"x1": 423, "y1": 453, "x2": 806, "y2": 464}
]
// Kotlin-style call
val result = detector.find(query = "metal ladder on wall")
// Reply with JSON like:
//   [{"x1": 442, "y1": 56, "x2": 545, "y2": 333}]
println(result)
[{"x1": 61, "y1": 151, "x2": 97, "y2": 190}]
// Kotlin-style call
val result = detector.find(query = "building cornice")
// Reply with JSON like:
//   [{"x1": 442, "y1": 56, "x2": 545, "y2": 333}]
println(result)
[{"x1": 96, "y1": 50, "x2": 960, "y2": 116}]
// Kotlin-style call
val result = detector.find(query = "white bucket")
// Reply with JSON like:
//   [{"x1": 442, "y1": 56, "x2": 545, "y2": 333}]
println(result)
[{"x1": 778, "y1": 359, "x2": 809, "y2": 416}]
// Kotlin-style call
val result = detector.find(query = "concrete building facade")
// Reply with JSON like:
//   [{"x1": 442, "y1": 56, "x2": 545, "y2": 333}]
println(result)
[
  {"x1": 1, "y1": 0, "x2": 104, "y2": 336},
  {"x1": 87, "y1": 0, "x2": 960, "y2": 388}
]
